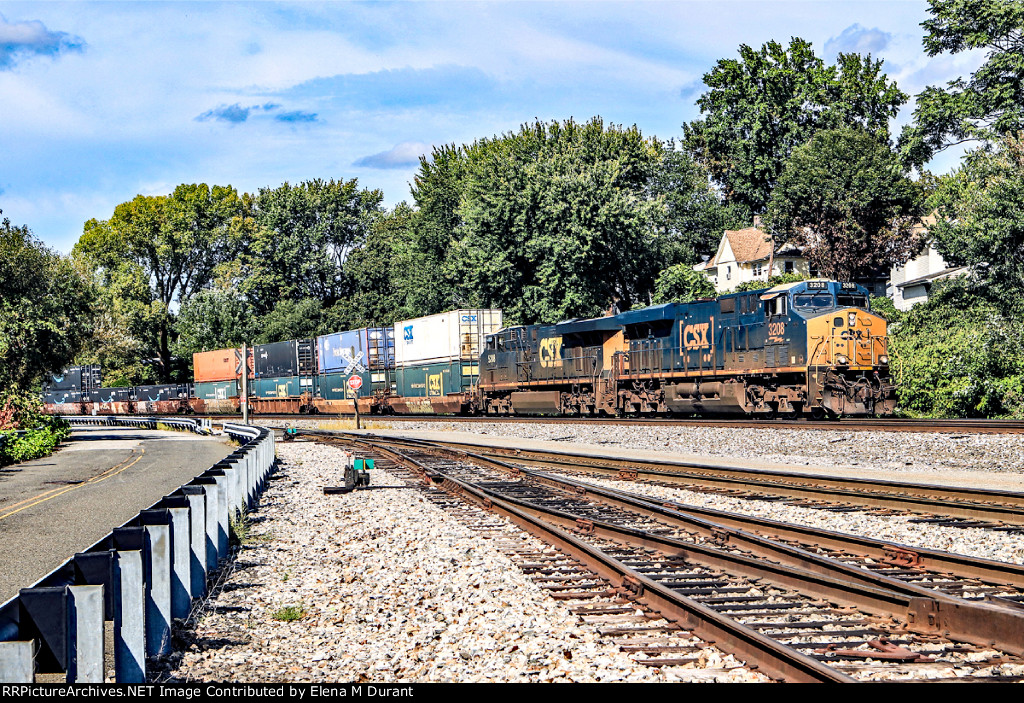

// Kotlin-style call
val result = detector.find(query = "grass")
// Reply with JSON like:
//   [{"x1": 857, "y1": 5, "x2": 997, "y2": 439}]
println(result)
[
  {"x1": 229, "y1": 509, "x2": 274, "y2": 546},
  {"x1": 272, "y1": 604, "x2": 306, "y2": 622}
]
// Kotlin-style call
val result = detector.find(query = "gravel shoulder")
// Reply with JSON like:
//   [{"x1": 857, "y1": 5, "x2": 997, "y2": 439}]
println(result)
[{"x1": 168, "y1": 441, "x2": 762, "y2": 683}]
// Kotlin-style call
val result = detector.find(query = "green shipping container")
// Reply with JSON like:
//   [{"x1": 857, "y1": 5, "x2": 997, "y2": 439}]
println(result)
[
  {"x1": 395, "y1": 361, "x2": 479, "y2": 398},
  {"x1": 251, "y1": 376, "x2": 314, "y2": 399},
  {"x1": 194, "y1": 380, "x2": 239, "y2": 400},
  {"x1": 318, "y1": 370, "x2": 394, "y2": 400}
]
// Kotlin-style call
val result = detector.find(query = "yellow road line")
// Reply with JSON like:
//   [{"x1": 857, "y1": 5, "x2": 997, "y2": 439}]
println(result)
[
  {"x1": 0, "y1": 449, "x2": 146, "y2": 521},
  {"x1": 0, "y1": 451, "x2": 140, "y2": 514}
]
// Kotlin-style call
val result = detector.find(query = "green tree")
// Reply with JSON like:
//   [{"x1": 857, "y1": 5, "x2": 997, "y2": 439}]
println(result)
[
  {"x1": 767, "y1": 127, "x2": 923, "y2": 281},
  {"x1": 172, "y1": 288, "x2": 255, "y2": 361},
  {"x1": 901, "y1": 0, "x2": 1024, "y2": 166},
  {"x1": 241, "y1": 179, "x2": 383, "y2": 315},
  {"x1": 76, "y1": 260, "x2": 164, "y2": 386},
  {"x1": 253, "y1": 298, "x2": 328, "y2": 344},
  {"x1": 648, "y1": 140, "x2": 749, "y2": 263},
  {"x1": 74, "y1": 184, "x2": 244, "y2": 380},
  {"x1": 927, "y1": 133, "x2": 1024, "y2": 308},
  {"x1": 891, "y1": 278, "x2": 1024, "y2": 418},
  {"x1": 684, "y1": 38, "x2": 907, "y2": 213},
  {"x1": 650, "y1": 264, "x2": 716, "y2": 304},
  {"x1": 0, "y1": 218, "x2": 94, "y2": 389},
  {"x1": 451, "y1": 118, "x2": 666, "y2": 324},
  {"x1": 333, "y1": 202, "x2": 417, "y2": 327}
]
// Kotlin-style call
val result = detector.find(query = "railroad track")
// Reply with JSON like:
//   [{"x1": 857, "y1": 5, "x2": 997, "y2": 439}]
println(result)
[
  {"x1": 316, "y1": 434, "x2": 1024, "y2": 682},
  {"x1": 351, "y1": 434, "x2": 1024, "y2": 530},
  {"x1": 219, "y1": 413, "x2": 1024, "y2": 434}
]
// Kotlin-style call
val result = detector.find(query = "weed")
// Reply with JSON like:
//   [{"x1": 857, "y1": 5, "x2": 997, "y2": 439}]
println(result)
[{"x1": 272, "y1": 604, "x2": 305, "y2": 621}]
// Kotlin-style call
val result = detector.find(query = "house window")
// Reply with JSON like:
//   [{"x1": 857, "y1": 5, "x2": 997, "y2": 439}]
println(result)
[
  {"x1": 784, "y1": 261, "x2": 794, "y2": 274},
  {"x1": 726, "y1": 265, "x2": 731, "y2": 280}
]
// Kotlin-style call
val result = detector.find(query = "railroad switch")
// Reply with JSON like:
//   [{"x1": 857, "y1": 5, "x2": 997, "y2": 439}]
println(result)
[{"x1": 323, "y1": 457, "x2": 373, "y2": 494}]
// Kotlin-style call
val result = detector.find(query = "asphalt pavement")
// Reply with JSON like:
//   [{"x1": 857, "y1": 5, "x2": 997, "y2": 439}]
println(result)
[{"x1": 0, "y1": 426, "x2": 234, "y2": 603}]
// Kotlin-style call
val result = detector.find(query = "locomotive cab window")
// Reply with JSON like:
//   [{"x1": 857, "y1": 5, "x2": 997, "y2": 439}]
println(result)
[
  {"x1": 794, "y1": 293, "x2": 834, "y2": 310},
  {"x1": 765, "y1": 295, "x2": 787, "y2": 317},
  {"x1": 720, "y1": 297, "x2": 736, "y2": 314},
  {"x1": 837, "y1": 294, "x2": 868, "y2": 309}
]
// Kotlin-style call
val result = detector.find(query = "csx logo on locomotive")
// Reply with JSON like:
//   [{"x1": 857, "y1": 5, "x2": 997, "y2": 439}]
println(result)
[
  {"x1": 538, "y1": 336, "x2": 563, "y2": 368},
  {"x1": 681, "y1": 321, "x2": 712, "y2": 350}
]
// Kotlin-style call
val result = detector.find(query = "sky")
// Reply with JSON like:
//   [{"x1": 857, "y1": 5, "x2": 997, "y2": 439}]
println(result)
[{"x1": 0, "y1": 1, "x2": 987, "y2": 254}]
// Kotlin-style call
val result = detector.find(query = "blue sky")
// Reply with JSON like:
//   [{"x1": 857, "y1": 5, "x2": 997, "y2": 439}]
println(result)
[{"x1": 0, "y1": 1, "x2": 985, "y2": 254}]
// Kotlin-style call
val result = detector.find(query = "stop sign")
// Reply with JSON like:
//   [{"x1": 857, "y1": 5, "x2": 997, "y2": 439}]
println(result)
[{"x1": 347, "y1": 374, "x2": 363, "y2": 391}]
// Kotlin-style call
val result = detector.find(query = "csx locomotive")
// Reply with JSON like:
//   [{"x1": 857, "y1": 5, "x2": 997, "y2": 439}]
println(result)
[
  {"x1": 44, "y1": 279, "x2": 895, "y2": 419},
  {"x1": 477, "y1": 279, "x2": 894, "y2": 418}
]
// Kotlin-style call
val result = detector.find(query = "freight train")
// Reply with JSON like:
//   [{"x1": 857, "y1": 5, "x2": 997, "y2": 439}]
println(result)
[{"x1": 43, "y1": 279, "x2": 896, "y2": 419}]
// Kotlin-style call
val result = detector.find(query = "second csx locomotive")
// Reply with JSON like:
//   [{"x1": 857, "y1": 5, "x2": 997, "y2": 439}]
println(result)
[{"x1": 477, "y1": 279, "x2": 894, "y2": 418}]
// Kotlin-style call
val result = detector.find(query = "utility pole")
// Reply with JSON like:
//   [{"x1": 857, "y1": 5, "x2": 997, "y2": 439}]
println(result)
[{"x1": 241, "y1": 343, "x2": 249, "y2": 424}]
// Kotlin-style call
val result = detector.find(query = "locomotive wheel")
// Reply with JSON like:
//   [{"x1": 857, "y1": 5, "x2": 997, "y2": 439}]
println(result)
[{"x1": 810, "y1": 406, "x2": 828, "y2": 421}]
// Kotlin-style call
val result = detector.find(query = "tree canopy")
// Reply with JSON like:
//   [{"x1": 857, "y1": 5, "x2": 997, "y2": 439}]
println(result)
[
  {"x1": 683, "y1": 38, "x2": 907, "y2": 213},
  {"x1": 239, "y1": 179, "x2": 383, "y2": 315},
  {"x1": 901, "y1": 0, "x2": 1024, "y2": 166},
  {"x1": 73, "y1": 184, "x2": 244, "y2": 380},
  {"x1": 447, "y1": 118, "x2": 666, "y2": 324},
  {"x1": 928, "y1": 133, "x2": 1024, "y2": 309},
  {"x1": 1, "y1": 218, "x2": 94, "y2": 389},
  {"x1": 767, "y1": 127, "x2": 923, "y2": 281}
]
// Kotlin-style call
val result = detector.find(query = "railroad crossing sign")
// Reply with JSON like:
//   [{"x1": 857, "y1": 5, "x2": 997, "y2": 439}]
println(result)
[
  {"x1": 340, "y1": 350, "x2": 366, "y2": 374},
  {"x1": 347, "y1": 374, "x2": 363, "y2": 391}
]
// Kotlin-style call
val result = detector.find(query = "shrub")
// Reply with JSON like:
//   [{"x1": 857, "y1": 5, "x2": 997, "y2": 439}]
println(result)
[
  {"x1": 890, "y1": 280, "x2": 1024, "y2": 418},
  {"x1": 0, "y1": 391, "x2": 71, "y2": 465}
]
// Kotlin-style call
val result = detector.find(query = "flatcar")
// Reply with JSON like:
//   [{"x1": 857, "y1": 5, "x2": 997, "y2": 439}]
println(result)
[{"x1": 477, "y1": 280, "x2": 893, "y2": 418}]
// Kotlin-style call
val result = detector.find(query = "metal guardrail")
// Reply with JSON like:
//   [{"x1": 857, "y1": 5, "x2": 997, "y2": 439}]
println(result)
[
  {"x1": 59, "y1": 415, "x2": 213, "y2": 435},
  {"x1": 0, "y1": 418, "x2": 275, "y2": 683}
]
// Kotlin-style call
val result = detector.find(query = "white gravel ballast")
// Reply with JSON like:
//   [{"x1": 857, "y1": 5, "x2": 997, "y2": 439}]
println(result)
[{"x1": 169, "y1": 441, "x2": 761, "y2": 683}]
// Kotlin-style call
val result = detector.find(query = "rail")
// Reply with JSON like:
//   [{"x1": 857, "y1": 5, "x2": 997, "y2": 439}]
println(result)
[{"x1": 0, "y1": 417, "x2": 276, "y2": 683}]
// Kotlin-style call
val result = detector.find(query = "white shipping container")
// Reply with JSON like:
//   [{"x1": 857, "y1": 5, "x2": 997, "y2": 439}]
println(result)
[{"x1": 394, "y1": 309, "x2": 503, "y2": 366}]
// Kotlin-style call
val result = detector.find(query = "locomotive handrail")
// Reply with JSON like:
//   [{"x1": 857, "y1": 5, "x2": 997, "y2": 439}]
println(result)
[{"x1": 0, "y1": 418, "x2": 276, "y2": 683}]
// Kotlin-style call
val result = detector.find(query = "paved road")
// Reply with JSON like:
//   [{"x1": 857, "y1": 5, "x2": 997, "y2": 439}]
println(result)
[{"x1": 0, "y1": 426, "x2": 234, "y2": 603}]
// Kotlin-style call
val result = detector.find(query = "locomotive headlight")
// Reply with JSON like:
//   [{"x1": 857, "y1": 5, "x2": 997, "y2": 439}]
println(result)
[
  {"x1": 836, "y1": 354, "x2": 849, "y2": 366},
  {"x1": 879, "y1": 355, "x2": 890, "y2": 366},
  {"x1": 848, "y1": 312, "x2": 857, "y2": 327}
]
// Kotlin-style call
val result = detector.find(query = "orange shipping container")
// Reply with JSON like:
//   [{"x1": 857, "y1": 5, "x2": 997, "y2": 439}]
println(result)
[{"x1": 193, "y1": 348, "x2": 247, "y2": 383}]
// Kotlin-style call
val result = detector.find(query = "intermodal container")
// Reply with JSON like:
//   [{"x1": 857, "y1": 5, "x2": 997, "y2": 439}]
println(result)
[
  {"x1": 87, "y1": 387, "x2": 133, "y2": 403},
  {"x1": 318, "y1": 370, "x2": 393, "y2": 400},
  {"x1": 250, "y1": 375, "x2": 314, "y2": 399},
  {"x1": 46, "y1": 365, "x2": 102, "y2": 392},
  {"x1": 317, "y1": 330, "x2": 369, "y2": 374},
  {"x1": 368, "y1": 327, "x2": 395, "y2": 370},
  {"x1": 193, "y1": 380, "x2": 239, "y2": 401},
  {"x1": 394, "y1": 361, "x2": 480, "y2": 398},
  {"x1": 44, "y1": 390, "x2": 82, "y2": 405},
  {"x1": 194, "y1": 348, "x2": 246, "y2": 383},
  {"x1": 133, "y1": 384, "x2": 190, "y2": 402},
  {"x1": 394, "y1": 310, "x2": 503, "y2": 366},
  {"x1": 254, "y1": 339, "x2": 316, "y2": 378}
]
